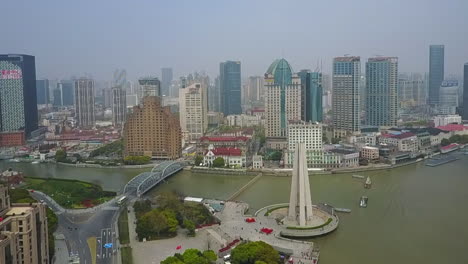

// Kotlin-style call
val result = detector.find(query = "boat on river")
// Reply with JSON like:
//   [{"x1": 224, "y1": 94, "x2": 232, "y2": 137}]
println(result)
[
  {"x1": 359, "y1": 196, "x2": 368, "y2": 208},
  {"x1": 364, "y1": 177, "x2": 372, "y2": 189},
  {"x1": 334, "y1": 208, "x2": 351, "y2": 213},
  {"x1": 352, "y1": 174, "x2": 365, "y2": 179}
]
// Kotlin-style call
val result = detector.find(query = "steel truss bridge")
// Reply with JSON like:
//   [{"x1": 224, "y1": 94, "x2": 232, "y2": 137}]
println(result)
[{"x1": 124, "y1": 161, "x2": 185, "y2": 197}]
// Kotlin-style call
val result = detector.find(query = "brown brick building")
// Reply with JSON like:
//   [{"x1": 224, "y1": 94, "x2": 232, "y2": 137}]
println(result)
[
  {"x1": 124, "y1": 96, "x2": 181, "y2": 159},
  {"x1": 0, "y1": 131, "x2": 25, "y2": 147}
]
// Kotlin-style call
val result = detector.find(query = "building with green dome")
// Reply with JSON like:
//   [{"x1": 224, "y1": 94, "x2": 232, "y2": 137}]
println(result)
[{"x1": 264, "y1": 59, "x2": 302, "y2": 138}]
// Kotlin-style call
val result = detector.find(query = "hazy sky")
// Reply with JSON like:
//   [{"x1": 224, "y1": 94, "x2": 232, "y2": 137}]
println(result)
[{"x1": 2, "y1": 0, "x2": 467, "y2": 81}]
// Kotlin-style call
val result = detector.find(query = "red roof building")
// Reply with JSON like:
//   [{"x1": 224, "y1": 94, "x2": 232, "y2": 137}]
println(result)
[{"x1": 436, "y1": 124, "x2": 468, "y2": 132}]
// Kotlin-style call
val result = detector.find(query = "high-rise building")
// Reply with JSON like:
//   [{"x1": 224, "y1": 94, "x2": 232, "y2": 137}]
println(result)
[
  {"x1": 332, "y1": 56, "x2": 361, "y2": 133},
  {"x1": 52, "y1": 86, "x2": 62, "y2": 106},
  {"x1": 463, "y1": 63, "x2": 468, "y2": 120},
  {"x1": 220, "y1": 61, "x2": 241, "y2": 115},
  {"x1": 264, "y1": 58, "x2": 302, "y2": 137},
  {"x1": 36, "y1": 79, "x2": 49, "y2": 105},
  {"x1": 246, "y1": 76, "x2": 265, "y2": 104},
  {"x1": 398, "y1": 73, "x2": 426, "y2": 107},
  {"x1": 438, "y1": 80, "x2": 459, "y2": 114},
  {"x1": 0, "y1": 54, "x2": 38, "y2": 136},
  {"x1": 285, "y1": 121, "x2": 323, "y2": 166},
  {"x1": 124, "y1": 96, "x2": 181, "y2": 159},
  {"x1": 0, "y1": 185, "x2": 49, "y2": 264},
  {"x1": 102, "y1": 88, "x2": 112, "y2": 108},
  {"x1": 179, "y1": 83, "x2": 208, "y2": 143},
  {"x1": 428, "y1": 45, "x2": 445, "y2": 105},
  {"x1": 59, "y1": 80, "x2": 74, "y2": 106},
  {"x1": 138, "y1": 77, "x2": 160, "y2": 99},
  {"x1": 74, "y1": 78, "x2": 95, "y2": 128},
  {"x1": 365, "y1": 57, "x2": 398, "y2": 127},
  {"x1": 112, "y1": 86, "x2": 126, "y2": 126},
  {"x1": 298, "y1": 70, "x2": 323, "y2": 122},
  {"x1": 161, "y1": 68, "x2": 173, "y2": 96},
  {"x1": 208, "y1": 77, "x2": 220, "y2": 112}
]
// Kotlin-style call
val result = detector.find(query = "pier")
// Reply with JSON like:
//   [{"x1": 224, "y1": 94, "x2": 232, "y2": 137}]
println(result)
[{"x1": 425, "y1": 155, "x2": 459, "y2": 167}]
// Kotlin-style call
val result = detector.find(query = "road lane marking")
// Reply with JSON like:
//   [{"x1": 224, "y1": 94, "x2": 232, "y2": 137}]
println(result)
[{"x1": 86, "y1": 237, "x2": 97, "y2": 264}]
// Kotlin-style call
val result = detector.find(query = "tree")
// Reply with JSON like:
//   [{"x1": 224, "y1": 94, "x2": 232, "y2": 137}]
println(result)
[
  {"x1": 212, "y1": 157, "x2": 225, "y2": 168},
  {"x1": 55, "y1": 149, "x2": 68, "y2": 162},
  {"x1": 270, "y1": 151, "x2": 282, "y2": 161},
  {"x1": 157, "y1": 191, "x2": 182, "y2": 212},
  {"x1": 194, "y1": 155, "x2": 204, "y2": 166},
  {"x1": 123, "y1": 155, "x2": 151, "y2": 165},
  {"x1": 161, "y1": 256, "x2": 185, "y2": 264},
  {"x1": 202, "y1": 250, "x2": 217, "y2": 262},
  {"x1": 182, "y1": 249, "x2": 209, "y2": 264},
  {"x1": 184, "y1": 219, "x2": 196, "y2": 236},
  {"x1": 133, "y1": 199, "x2": 152, "y2": 218},
  {"x1": 441, "y1": 138, "x2": 450, "y2": 146},
  {"x1": 231, "y1": 241, "x2": 281, "y2": 264}
]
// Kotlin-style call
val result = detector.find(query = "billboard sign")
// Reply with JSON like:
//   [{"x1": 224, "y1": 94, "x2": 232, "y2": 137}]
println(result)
[{"x1": 1, "y1": 69, "x2": 22, "y2": 80}]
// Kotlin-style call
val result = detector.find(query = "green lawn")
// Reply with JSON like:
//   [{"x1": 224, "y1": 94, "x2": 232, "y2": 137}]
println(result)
[
  {"x1": 121, "y1": 246, "x2": 133, "y2": 264},
  {"x1": 118, "y1": 210, "x2": 130, "y2": 245},
  {"x1": 24, "y1": 177, "x2": 116, "y2": 209}
]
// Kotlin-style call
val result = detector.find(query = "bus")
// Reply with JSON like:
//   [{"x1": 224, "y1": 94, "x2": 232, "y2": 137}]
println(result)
[{"x1": 117, "y1": 196, "x2": 128, "y2": 205}]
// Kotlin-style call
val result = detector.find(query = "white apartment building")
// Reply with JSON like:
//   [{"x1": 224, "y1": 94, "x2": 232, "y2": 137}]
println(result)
[
  {"x1": 433, "y1": 115, "x2": 462, "y2": 127},
  {"x1": 179, "y1": 83, "x2": 208, "y2": 143},
  {"x1": 379, "y1": 132, "x2": 418, "y2": 152},
  {"x1": 285, "y1": 121, "x2": 323, "y2": 165},
  {"x1": 225, "y1": 114, "x2": 263, "y2": 128}
]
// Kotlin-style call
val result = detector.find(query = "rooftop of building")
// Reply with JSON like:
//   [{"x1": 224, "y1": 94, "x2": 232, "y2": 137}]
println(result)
[
  {"x1": 199, "y1": 136, "x2": 249, "y2": 142},
  {"x1": 381, "y1": 132, "x2": 416, "y2": 139},
  {"x1": 436, "y1": 124, "x2": 468, "y2": 131},
  {"x1": 265, "y1": 58, "x2": 294, "y2": 86},
  {"x1": 207, "y1": 147, "x2": 243, "y2": 156},
  {"x1": 440, "y1": 143, "x2": 459, "y2": 150},
  {"x1": 368, "y1": 57, "x2": 398, "y2": 62},
  {"x1": 334, "y1": 56, "x2": 360, "y2": 62},
  {"x1": 6, "y1": 206, "x2": 33, "y2": 216},
  {"x1": 329, "y1": 148, "x2": 358, "y2": 154}
]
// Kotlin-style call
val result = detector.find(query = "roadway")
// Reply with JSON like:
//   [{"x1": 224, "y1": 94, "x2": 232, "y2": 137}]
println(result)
[{"x1": 31, "y1": 191, "x2": 123, "y2": 264}]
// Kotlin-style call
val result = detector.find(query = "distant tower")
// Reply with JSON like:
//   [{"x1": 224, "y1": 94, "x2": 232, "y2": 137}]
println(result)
[
  {"x1": 36, "y1": 79, "x2": 50, "y2": 105},
  {"x1": 298, "y1": 70, "x2": 323, "y2": 122},
  {"x1": 220, "y1": 61, "x2": 241, "y2": 115},
  {"x1": 112, "y1": 86, "x2": 126, "y2": 126},
  {"x1": 428, "y1": 45, "x2": 444, "y2": 105},
  {"x1": 288, "y1": 143, "x2": 313, "y2": 226},
  {"x1": 74, "y1": 78, "x2": 95, "y2": 128},
  {"x1": 138, "y1": 77, "x2": 161, "y2": 99},
  {"x1": 161, "y1": 68, "x2": 173, "y2": 97}
]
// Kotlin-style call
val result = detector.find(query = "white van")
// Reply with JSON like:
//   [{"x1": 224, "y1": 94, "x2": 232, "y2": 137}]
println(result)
[{"x1": 223, "y1": 254, "x2": 231, "y2": 261}]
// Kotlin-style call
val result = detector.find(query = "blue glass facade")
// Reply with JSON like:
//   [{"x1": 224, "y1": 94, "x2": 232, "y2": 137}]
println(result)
[
  {"x1": 36, "y1": 79, "x2": 49, "y2": 104},
  {"x1": 60, "y1": 80, "x2": 74, "y2": 106},
  {"x1": 428, "y1": 45, "x2": 444, "y2": 105},
  {"x1": 220, "y1": 61, "x2": 241, "y2": 115},
  {"x1": 298, "y1": 70, "x2": 323, "y2": 122}
]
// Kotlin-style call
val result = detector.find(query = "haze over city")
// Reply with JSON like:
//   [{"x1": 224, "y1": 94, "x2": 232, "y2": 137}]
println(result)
[{"x1": 2, "y1": 0, "x2": 468, "y2": 79}]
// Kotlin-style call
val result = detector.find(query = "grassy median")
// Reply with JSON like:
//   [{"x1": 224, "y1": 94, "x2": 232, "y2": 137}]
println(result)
[
  {"x1": 118, "y1": 210, "x2": 130, "y2": 245},
  {"x1": 121, "y1": 246, "x2": 133, "y2": 264}
]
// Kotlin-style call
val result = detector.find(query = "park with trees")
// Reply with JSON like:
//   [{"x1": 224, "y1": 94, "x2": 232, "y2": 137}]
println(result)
[{"x1": 134, "y1": 192, "x2": 216, "y2": 241}]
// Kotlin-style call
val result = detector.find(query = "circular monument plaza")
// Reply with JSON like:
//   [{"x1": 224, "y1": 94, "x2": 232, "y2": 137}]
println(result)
[{"x1": 254, "y1": 143, "x2": 339, "y2": 238}]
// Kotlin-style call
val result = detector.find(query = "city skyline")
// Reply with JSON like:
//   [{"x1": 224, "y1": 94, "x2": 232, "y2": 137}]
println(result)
[{"x1": 1, "y1": 1, "x2": 467, "y2": 80}]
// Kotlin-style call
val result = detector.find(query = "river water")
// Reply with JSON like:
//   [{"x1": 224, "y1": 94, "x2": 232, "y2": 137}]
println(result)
[{"x1": 3, "y1": 153, "x2": 468, "y2": 264}]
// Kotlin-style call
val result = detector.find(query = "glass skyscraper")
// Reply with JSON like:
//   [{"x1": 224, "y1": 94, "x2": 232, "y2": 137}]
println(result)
[
  {"x1": 365, "y1": 57, "x2": 398, "y2": 127},
  {"x1": 220, "y1": 61, "x2": 241, "y2": 115},
  {"x1": 36, "y1": 79, "x2": 49, "y2": 105},
  {"x1": 298, "y1": 70, "x2": 323, "y2": 123},
  {"x1": 60, "y1": 80, "x2": 74, "y2": 106},
  {"x1": 428, "y1": 45, "x2": 444, "y2": 105},
  {"x1": 0, "y1": 54, "x2": 38, "y2": 136}
]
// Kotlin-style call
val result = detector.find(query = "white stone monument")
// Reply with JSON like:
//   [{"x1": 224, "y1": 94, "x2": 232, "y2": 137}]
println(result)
[{"x1": 287, "y1": 143, "x2": 314, "y2": 226}]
